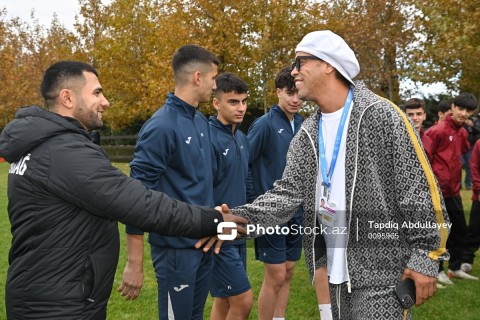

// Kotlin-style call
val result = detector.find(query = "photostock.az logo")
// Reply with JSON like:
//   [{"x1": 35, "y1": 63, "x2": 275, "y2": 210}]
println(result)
[{"x1": 217, "y1": 222, "x2": 238, "y2": 240}]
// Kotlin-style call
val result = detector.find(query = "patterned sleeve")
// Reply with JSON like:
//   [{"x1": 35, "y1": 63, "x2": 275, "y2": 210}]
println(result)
[{"x1": 231, "y1": 128, "x2": 312, "y2": 235}]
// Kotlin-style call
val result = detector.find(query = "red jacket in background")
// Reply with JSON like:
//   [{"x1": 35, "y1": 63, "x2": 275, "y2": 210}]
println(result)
[
  {"x1": 420, "y1": 128, "x2": 433, "y2": 163},
  {"x1": 470, "y1": 140, "x2": 480, "y2": 200},
  {"x1": 425, "y1": 114, "x2": 470, "y2": 198}
]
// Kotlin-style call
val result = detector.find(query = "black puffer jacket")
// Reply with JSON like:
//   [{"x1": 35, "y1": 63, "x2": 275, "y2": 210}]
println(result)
[{"x1": 0, "y1": 106, "x2": 223, "y2": 319}]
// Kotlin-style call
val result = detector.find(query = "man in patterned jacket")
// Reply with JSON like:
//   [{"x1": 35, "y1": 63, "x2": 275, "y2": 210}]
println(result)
[{"x1": 211, "y1": 30, "x2": 450, "y2": 319}]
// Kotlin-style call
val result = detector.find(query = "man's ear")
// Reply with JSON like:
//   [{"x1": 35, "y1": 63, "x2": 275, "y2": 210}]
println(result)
[
  {"x1": 213, "y1": 97, "x2": 220, "y2": 110},
  {"x1": 59, "y1": 89, "x2": 75, "y2": 110},
  {"x1": 193, "y1": 71, "x2": 202, "y2": 86},
  {"x1": 324, "y1": 62, "x2": 335, "y2": 74},
  {"x1": 276, "y1": 88, "x2": 282, "y2": 98}
]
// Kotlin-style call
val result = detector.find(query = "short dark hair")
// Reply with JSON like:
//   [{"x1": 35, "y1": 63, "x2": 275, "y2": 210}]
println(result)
[
  {"x1": 41, "y1": 61, "x2": 98, "y2": 108},
  {"x1": 275, "y1": 66, "x2": 296, "y2": 91},
  {"x1": 172, "y1": 45, "x2": 219, "y2": 84},
  {"x1": 404, "y1": 98, "x2": 426, "y2": 111},
  {"x1": 437, "y1": 100, "x2": 452, "y2": 113},
  {"x1": 214, "y1": 73, "x2": 248, "y2": 98},
  {"x1": 334, "y1": 70, "x2": 351, "y2": 88},
  {"x1": 454, "y1": 93, "x2": 478, "y2": 111}
]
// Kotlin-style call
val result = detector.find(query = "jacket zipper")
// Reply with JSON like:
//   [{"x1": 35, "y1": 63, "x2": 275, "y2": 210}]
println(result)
[
  {"x1": 301, "y1": 126, "x2": 319, "y2": 284},
  {"x1": 346, "y1": 100, "x2": 383, "y2": 293}
]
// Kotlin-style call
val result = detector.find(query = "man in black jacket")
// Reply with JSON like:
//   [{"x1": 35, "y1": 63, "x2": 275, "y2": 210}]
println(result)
[{"x1": 0, "y1": 60, "x2": 246, "y2": 320}]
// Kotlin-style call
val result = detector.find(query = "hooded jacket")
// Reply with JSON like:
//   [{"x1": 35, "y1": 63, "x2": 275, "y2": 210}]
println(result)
[
  {"x1": 248, "y1": 105, "x2": 303, "y2": 197},
  {"x1": 419, "y1": 128, "x2": 433, "y2": 163},
  {"x1": 209, "y1": 116, "x2": 252, "y2": 245},
  {"x1": 0, "y1": 106, "x2": 223, "y2": 319},
  {"x1": 209, "y1": 116, "x2": 250, "y2": 208},
  {"x1": 232, "y1": 81, "x2": 449, "y2": 290},
  {"x1": 470, "y1": 140, "x2": 480, "y2": 201},
  {"x1": 425, "y1": 114, "x2": 470, "y2": 198},
  {"x1": 126, "y1": 93, "x2": 215, "y2": 249}
]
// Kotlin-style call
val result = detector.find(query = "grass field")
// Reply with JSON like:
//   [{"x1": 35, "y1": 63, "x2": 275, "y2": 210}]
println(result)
[{"x1": 0, "y1": 161, "x2": 479, "y2": 319}]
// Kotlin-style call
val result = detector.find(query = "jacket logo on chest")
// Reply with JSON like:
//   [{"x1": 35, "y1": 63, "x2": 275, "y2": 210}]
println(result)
[
  {"x1": 185, "y1": 137, "x2": 192, "y2": 144},
  {"x1": 278, "y1": 129, "x2": 284, "y2": 134},
  {"x1": 9, "y1": 154, "x2": 31, "y2": 176},
  {"x1": 223, "y1": 149, "x2": 229, "y2": 156},
  {"x1": 449, "y1": 136, "x2": 453, "y2": 142}
]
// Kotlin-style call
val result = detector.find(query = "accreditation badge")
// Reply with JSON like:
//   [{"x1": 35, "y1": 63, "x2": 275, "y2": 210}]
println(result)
[{"x1": 319, "y1": 197, "x2": 336, "y2": 227}]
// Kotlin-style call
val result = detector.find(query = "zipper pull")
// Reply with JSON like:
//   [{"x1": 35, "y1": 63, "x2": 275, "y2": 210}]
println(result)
[{"x1": 347, "y1": 280, "x2": 352, "y2": 293}]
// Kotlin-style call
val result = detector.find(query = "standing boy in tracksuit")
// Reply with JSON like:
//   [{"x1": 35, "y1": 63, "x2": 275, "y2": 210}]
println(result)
[
  {"x1": 248, "y1": 66, "x2": 304, "y2": 320},
  {"x1": 209, "y1": 73, "x2": 254, "y2": 320},
  {"x1": 121, "y1": 45, "x2": 220, "y2": 320},
  {"x1": 426, "y1": 93, "x2": 479, "y2": 283}
]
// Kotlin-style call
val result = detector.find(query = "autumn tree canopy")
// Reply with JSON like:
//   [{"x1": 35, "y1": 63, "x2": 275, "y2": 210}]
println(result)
[{"x1": 0, "y1": 0, "x2": 478, "y2": 132}]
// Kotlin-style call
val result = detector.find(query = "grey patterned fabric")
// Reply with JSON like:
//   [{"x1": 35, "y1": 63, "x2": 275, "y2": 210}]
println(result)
[
  {"x1": 330, "y1": 283, "x2": 412, "y2": 320},
  {"x1": 232, "y1": 81, "x2": 449, "y2": 289}
]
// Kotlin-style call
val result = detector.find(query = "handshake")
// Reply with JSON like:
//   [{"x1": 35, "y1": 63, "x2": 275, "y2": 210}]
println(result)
[{"x1": 195, "y1": 204, "x2": 248, "y2": 253}]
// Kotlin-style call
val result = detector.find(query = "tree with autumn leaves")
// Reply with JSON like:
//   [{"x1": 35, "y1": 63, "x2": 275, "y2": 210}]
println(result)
[
  {"x1": 0, "y1": 8, "x2": 85, "y2": 127},
  {"x1": 0, "y1": 0, "x2": 478, "y2": 132}
]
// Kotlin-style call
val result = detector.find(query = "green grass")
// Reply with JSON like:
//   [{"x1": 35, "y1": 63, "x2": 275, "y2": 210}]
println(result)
[
  {"x1": 0, "y1": 162, "x2": 479, "y2": 319},
  {"x1": 0, "y1": 162, "x2": 11, "y2": 318}
]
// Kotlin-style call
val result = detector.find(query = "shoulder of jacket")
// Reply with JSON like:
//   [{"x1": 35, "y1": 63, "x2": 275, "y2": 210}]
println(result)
[
  {"x1": 195, "y1": 111, "x2": 209, "y2": 122},
  {"x1": 236, "y1": 130, "x2": 248, "y2": 140},
  {"x1": 139, "y1": 117, "x2": 174, "y2": 139},
  {"x1": 357, "y1": 98, "x2": 404, "y2": 124},
  {"x1": 294, "y1": 113, "x2": 304, "y2": 121},
  {"x1": 473, "y1": 139, "x2": 480, "y2": 150},
  {"x1": 249, "y1": 114, "x2": 272, "y2": 132},
  {"x1": 425, "y1": 123, "x2": 441, "y2": 134},
  {"x1": 300, "y1": 114, "x2": 318, "y2": 130},
  {"x1": 209, "y1": 124, "x2": 220, "y2": 139},
  {"x1": 47, "y1": 134, "x2": 107, "y2": 165}
]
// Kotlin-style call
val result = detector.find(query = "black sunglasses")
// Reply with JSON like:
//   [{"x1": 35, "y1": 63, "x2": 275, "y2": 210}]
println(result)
[{"x1": 292, "y1": 56, "x2": 322, "y2": 71}]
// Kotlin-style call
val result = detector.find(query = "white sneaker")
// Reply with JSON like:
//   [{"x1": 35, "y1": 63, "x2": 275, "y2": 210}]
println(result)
[
  {"x1": 461, "y1": 263, "x2": 473, "y2": 273},
  {"x1": 448, "y1": 269, "x2": 479, "y2": 280},
  {"x1": 437, "y1": 271, "x2": 454, "y2": 285},
  {"x1": 436, "y1": 282, "x2": 446, "y2": 289}
]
